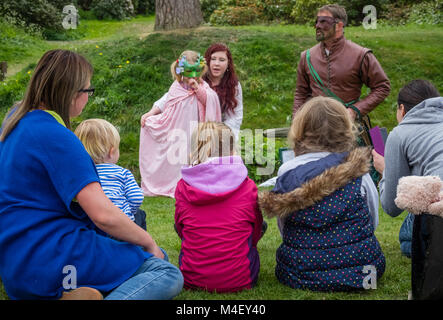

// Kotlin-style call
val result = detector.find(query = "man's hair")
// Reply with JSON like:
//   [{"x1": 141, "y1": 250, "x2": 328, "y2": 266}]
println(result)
[
  {"x1": 318, "y1": 4, "x2": 348, "y2": 26},
  {"x1": 74, "y1": 118, "x2": 120, "y2": 164},
  {"x1": 289, "y1": 96, "x2": 357, "y2": 156},
  {"x1": 397, "y1": 79, "x2": 440, "y2": 113}
]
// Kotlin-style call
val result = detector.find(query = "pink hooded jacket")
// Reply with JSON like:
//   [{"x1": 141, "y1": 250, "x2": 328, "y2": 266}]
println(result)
[{"x1": 174, "y1": 156, "x2": 263, "y2": 292}]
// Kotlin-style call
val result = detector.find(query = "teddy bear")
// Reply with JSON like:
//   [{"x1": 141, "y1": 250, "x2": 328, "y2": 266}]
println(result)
[{"x1": 394, "y1": 175, "x2": 443, "y2": 217}]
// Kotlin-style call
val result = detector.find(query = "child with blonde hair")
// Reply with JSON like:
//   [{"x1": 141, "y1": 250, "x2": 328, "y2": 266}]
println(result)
[
  {"x1": 174, "y1": 122, "x2": 264, "y2": 293},
  {"x1": 75, "y1": 119, "x2": 146, "y2": 229},
  {"x1": 259, "y1": 96, "x2": 385, "y2": 292},
  {"x1": 139, "y1": 50, "x2": 221, "y2": 198}
]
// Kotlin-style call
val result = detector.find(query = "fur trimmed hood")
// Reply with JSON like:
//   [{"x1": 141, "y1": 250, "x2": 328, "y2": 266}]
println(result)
[{"x1": 258, "y1": 147, "x2": 372, "y2": 218}]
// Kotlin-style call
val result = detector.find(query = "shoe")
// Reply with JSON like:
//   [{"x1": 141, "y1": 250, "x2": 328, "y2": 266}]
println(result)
[{"x1": 59, "y1": 287, "x2": 103, "y2": 300}]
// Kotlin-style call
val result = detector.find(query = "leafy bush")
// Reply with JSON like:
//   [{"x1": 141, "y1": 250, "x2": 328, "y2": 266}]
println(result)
[
  {"x1": 408, "y1": 0, "x2": 443, "y2": 25},
  {"x1": 77, "y1": 0, "x2": 94, "y2": 11},
  {"x1": 209, "y1": 0, "x2": 265, "y2": 25},
  {"x1": 207, "y1": 0, "x2": 297, "y2": 25},
  {"x1": 257, "y1": 0, "x2": 297, "y2": 23},
  {"x1": 91, "y1": 0, "x2": 135, "y2": 20},
  {"x1": 201, "y1": 0, "x2": 223, "y2": 22},
  {"x1": 378, "y1": 2, "x2": 411, "y2": 25},
  {"x1": 291, "y1": 0, "x2": 391, "y2": 26},
  {"x1": 0, "y1": 0, "x2": 64, "y2": 35},
  {"x1": 210, "y1": 5, "x2": 264, "y2": 25},
  {"x1": 239, "y1": 134, "x2": 286, "y2": 183},
  {"x1": 291, "y1": 0, "x2": 331, "y2": 25},
  {"x1": 0, "y1": 0, "x2": 89, "y2": 40},
  {"x1": 133, "y1": 0, "x2": 155, "y2": 15},
  {"x1": 336, "y1": 0, "x2": 390, "y2": 26},
  {"x1": 379, "y1": 0, "x2": 442, "y2": 26}
]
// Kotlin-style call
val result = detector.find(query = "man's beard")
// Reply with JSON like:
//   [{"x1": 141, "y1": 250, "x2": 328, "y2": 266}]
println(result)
[{"x1": 316, "y1": 25, "x2": 336, "y2": 42}]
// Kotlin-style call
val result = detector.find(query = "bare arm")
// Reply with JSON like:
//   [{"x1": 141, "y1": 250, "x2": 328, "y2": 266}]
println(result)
[
  {"x1": 140, "y1": 106, "x2": 161, "y2": 127},
  {"x1": 76, "y1": 182, "x2": 164, "y2": 259}
]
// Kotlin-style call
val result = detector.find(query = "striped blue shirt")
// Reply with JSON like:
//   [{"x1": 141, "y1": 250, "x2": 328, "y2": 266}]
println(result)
[{"x1": 95, "y1": 163, "x2": 144, "y2": 221}]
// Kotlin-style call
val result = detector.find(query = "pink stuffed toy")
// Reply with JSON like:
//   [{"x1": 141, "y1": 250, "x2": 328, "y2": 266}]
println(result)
[{"x1": 395, "y1": 175, "x2": 443, "y2": 217}]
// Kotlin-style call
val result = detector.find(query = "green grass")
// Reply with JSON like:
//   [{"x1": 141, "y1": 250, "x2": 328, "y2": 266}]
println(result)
[
  {"x1": 0, "y1": 18, "x2": 442, "y2": 300},
  {"x1": 142, "y1": 197, "x2": 411, "y2": 300},
  {"x1": 0, "y1": 21, "x2": 52, "y2": 76},
  {"x1": 74, "y1": 15, "x2": 155, "y2": 40}
]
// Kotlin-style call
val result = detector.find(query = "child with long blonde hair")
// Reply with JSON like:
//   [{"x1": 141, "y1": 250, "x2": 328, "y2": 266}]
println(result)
[
  {"x1": 259, "y1": 96, "x2": 385, "y2": 292},
  {"x1": 174, "y1": 122, "x2": 264, "y2": 293},
  {"x1": 139, "y1": 50, "x2": 221, "y2": 198}
]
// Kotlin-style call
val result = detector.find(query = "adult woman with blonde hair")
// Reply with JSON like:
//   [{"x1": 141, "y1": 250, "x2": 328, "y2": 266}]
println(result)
[
  {"x1": 0, "y1": 49, "x2": 183, "y2": 300},
  {"x1": 259, "y1": 96, "x2": 385, "y2": 292},
  {"x1": 174, "y1": 122, "x2": 264, "y2": 293}
]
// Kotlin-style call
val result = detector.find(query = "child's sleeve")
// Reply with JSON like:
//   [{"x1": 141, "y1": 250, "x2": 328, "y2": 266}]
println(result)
[
  {"x1": 223, "y1": 82, "x2": 243, "y2": 140},
  {"x1": 153, "y1": 92, "x2": 169, "y2": 112},
  {"x1": 123, "y1": 169, "x2": 144, "y2": 214},
  {"x1": 361, "y1": 173, "x2": 379, "y2": 231},
  {"x1": 379, "y1": 129, "x2": 411, "y2": 217}
]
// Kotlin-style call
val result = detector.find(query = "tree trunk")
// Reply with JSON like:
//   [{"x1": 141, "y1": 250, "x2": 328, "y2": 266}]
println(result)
[{"x1": 155, "y1": 0, "x2": 203, "y2": 31}]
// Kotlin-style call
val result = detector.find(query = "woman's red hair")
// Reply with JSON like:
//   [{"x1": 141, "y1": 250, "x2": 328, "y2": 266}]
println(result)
[{"x1": 203, "y1": 43, "x2": 239, "y2": 115}]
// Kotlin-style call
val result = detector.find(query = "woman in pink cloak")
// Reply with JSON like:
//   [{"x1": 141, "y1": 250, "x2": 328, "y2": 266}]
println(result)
[{"x1": 139, "y1": 50, "x2": 221, "y2": 198}]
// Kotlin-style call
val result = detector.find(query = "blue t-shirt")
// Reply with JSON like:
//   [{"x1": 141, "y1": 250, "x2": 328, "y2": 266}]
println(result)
[{"x1": 0, "y1": 110, "x2": 152, "y2": 300}]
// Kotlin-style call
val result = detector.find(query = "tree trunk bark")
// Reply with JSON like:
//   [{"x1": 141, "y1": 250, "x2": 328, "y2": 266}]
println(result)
[{"x1": 155, "y1": 0, "x2": 203, "y2": 31}]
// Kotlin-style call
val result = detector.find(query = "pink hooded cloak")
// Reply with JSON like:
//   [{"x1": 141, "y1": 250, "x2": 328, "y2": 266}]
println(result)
[{"x1": 139, "y1": 80, "x2": 221, "y2": 198}]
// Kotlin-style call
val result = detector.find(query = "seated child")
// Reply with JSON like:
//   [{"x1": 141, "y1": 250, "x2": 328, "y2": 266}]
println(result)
[
  {"x1": 139, "y1": 50, "x2": 221, "y2": 198},
  {"x1": 174, "y1": 122, "x2": 263, "y2": 293},
  {"x1": 75, "y1": 119, "x2": 146, "y2": 230},
  {"x1": 259, "y1": 96, "x2": 385, "y2": 292}
]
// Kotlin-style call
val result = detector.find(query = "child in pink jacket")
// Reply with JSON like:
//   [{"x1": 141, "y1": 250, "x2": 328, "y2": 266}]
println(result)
[{"x1": 174, "y1": 122, "x2": 264, "y2": 293}]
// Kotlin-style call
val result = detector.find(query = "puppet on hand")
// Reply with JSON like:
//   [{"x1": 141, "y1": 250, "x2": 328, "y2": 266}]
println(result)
[{"x1": 395, "y1": 176, "x2": 443, "y2": 218}]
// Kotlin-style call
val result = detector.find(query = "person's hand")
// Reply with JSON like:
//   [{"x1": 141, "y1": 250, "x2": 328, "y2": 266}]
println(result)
[
  {"x1": 188, "y1": 78, "x2": 199, "y2": 91},
  {"x1": 372, "y1": 149, "x2": 385, "y2": 175},
  {"x1": 140, "y1": 112, "x2": 150, "y2": 127},
  {"x1": 148, "y1": 244, "x2": 165, "y2": 259},
  {"x1": 141, "y1": 106, "x2": 162, "y2": 127}
]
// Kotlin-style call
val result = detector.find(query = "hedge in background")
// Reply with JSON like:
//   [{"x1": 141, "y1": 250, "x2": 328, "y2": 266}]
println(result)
[
  {"x1": 0, "y1": 0, "x2": 63, "y2": 36},
  {"x1": 206, "y1": 0, "x2": 296, "y2": 25}
]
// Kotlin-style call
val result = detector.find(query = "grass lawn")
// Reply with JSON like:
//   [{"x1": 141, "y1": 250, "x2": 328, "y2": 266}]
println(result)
[
  {"x1": 0, "y1": 17, "x2": 442, "y2": 300},
  {"x1": 144, "y1": 196, "x2": 411, "y2": 300}
]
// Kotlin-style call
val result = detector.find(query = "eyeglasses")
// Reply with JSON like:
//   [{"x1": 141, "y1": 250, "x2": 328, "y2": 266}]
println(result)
[
  {"x1": 79, "y1": 87, "x2": 95, "y2": 97},
  {"x1": 315, "y1": 16, "x2": 337, "y2": 27}
]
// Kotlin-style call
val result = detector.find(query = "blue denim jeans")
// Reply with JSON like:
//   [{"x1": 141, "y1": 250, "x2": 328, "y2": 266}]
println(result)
[
  {"x1": 399, "y1": 213, "x2": 414, "y2": 258},
  {"x1": 104, "y1": 248, "x2": 184, "y2": 300}
]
